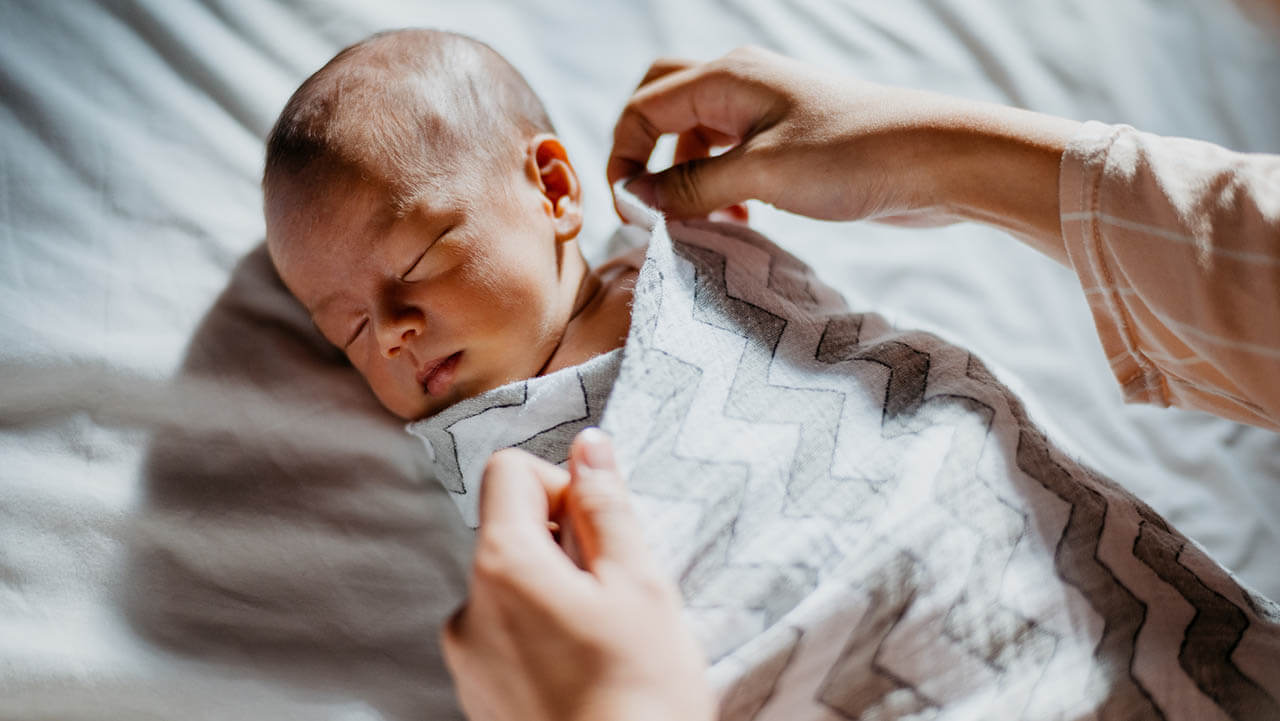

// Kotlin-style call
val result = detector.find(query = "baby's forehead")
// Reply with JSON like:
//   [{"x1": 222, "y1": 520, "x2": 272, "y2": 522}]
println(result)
[
  {"x1": 273, "y1": 167, "x2": 462, "y2": 271},
  {"x1": 267, "y1": 175, "x2": 382, "y2": 276},
  {"x1": 337, "y1": 130, "x2": 517, "y2": 212}
]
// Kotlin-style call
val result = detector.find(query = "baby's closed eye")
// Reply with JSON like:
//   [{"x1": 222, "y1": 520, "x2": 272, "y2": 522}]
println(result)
[
  {"x1": 345, "y1": 318, "x2": 369, "y2": 348},
  {"x1": 401, "y1": 226, "x2": 454, "y2": 282}
]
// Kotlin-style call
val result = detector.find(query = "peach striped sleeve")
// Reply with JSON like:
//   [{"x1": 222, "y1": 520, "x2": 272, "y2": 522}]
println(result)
[{"x1": 1060, "y1": 121, "x2": 1280, "y2": 431}]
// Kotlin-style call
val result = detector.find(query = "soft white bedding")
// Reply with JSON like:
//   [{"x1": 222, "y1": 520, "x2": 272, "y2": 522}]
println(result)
[{"x1": 2, "y1": 1, "x2": 1278, "y2": 719}]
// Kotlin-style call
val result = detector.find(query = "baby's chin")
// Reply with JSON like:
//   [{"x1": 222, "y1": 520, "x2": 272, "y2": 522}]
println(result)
[
  {"x1": 374, "y1": 371, "x2": 503, "y2": 421},
  {"x1": 367, "y1": 379, "x2": 459, "y2": 422},
  {"x1": 387, "y1": 384, "x2": 468, "y2": 421},
  {"x1": 382, "y1": 390, "x2": 463, "y2": 422}
]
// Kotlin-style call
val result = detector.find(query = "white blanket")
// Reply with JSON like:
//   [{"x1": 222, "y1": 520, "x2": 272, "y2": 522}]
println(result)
[
  {"x1": 4, "y1": 1, "x2": 1280, "y2": 719},
  {"x1": 410, "y1": 192, "x2": 1280, "y2": 720}
]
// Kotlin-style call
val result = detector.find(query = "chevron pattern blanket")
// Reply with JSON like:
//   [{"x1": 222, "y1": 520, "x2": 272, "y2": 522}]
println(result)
[{"x1": 408, "y1": 197, "x2": 1280, "y2": 720}]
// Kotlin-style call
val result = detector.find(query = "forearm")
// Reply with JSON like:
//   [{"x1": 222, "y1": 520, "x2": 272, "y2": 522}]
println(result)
[{"x1": 919, "y1": 100, "x2": 1081, "y2": 265}]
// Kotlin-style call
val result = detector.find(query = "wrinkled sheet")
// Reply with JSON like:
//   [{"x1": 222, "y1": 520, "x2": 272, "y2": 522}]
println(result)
[{"x1": 2, "y1": 1, "x2": 1279, "y2": 719}]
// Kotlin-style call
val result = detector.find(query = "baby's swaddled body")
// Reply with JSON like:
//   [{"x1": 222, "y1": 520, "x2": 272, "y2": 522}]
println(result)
[{"x1": 413, "y1": 190, "x2": 1280, "y2": 721}]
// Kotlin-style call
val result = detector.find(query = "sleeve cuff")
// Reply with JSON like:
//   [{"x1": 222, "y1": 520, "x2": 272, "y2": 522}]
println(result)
[{"x1": 1059, "y1": 121, "x2": 1171, "y2": 408}]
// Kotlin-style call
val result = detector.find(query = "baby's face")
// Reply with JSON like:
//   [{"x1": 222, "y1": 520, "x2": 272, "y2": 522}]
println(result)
[{"x1": 270, "y1": 147, "x2": 584, "y2": 419}]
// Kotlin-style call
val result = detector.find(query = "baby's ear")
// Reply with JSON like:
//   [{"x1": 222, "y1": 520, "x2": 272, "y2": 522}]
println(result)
[{"x1": 528, "y1": 134, "x2": 583, "y2": 243}]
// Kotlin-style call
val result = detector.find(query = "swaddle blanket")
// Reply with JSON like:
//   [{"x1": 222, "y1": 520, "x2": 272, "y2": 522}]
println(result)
[{"x1": 408, "y1": 192, "x2": 1280, "y2": 720}]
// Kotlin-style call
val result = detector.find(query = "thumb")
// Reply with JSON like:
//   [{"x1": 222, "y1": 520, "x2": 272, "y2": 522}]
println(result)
[
  {"x1": 565, "y1": 428, "x2": 654, "y2": 575},
  {"x1": 627, "y1": 143, "x2": 755, "y2": 219}
]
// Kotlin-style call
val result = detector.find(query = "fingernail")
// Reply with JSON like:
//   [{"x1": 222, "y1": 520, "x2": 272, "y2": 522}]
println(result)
[
  {"x1": 577, "y1": 427, "x2": 615, "y2": 469},
  {"x1": 625, "y1": 175, "x2": 659, "y2": 208}
]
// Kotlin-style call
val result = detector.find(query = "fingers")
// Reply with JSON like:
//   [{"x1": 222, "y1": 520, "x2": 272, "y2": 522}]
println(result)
[
  {"x1": 624, "y1": 141, "x2": 759, "y2": 219},
  {"x1": 565, "y1": 428, "x2": 656, "y2": 577},
  {"x1": 666, "y1": 125, "x2": 755, "y2": 219},
  {"x1": 475, "y1": 448, "x2": 586, "y2": 589},
  {"x1": 673, "y1": 127, "x2": 713, "y2": 167},
  {"x1": 478, "y1": 447, "x2": 569, "y2": 529},
  {"x1": 608, "y1": 60, "x2": 758, "y2": 189},
  {"x1": 461, "y1": 451, "x2": 586, "y2": 599},
  {"x1": 609, "y1": 50, "x2": 785, "y2": 219},
  {"x1": 673, "y1": 126, "x2": 740, "y2": 166},
  {"x1": 637, "y1": 56, "x2": 695, "y2": 89},
  {"x1": 605, "y1": 57, "x2": 699, "y2": 193}
]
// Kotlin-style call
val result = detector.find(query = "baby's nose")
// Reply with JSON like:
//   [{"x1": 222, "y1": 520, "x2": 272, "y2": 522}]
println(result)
[{"x1": 375, "y1": 311, "x2": 423, "y2": 359}]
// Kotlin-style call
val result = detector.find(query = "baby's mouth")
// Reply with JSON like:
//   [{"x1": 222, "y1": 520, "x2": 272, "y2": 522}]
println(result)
[{"x1": 417, "y1": 351, "x2": 463, "y2": 396}]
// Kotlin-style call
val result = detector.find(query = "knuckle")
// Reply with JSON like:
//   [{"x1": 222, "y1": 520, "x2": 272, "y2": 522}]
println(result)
[
  {"x1": 701, "y1": 62, "x2": 738, "y2": 87},
  {"x1": 471, "y1": 530, "x2": 521, "y2": 586},
  {"x1": 631, "y1": 103, "x2": 662, "y2": 140},
  {"x1": 621, "y1": 97, "x2": 644, "y2": 118},
  {"x1": 482, "y1": 447, "x2": 525, "y2": 479},
  {"x1": 617, "y1": 101, "x2": 661, "y2": 145},
  {"x1": 729, "y1": 44, "x2": 767, "y2": 61},
  {"x1": 571, "y1": 481, "x2": 630, "y2": 520},
  {"x1": 650, "y1": 55, "x2": 685, "y2": 72},
  {"x1": 632, "y1": 569, "x2": 679, "y2": 605}
]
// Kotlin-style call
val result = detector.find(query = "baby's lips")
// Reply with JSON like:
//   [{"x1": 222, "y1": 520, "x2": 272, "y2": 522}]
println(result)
[
  {"x1": 415, "y1": 354, "x2": 449, "y2": 387},
  {"x1": 423, "y1": 351, "x2": 463, "y2": 396}
]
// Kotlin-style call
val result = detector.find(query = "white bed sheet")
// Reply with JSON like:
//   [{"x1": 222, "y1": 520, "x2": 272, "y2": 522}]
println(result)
[{"x1": 2, "y1": 1, "x2": 1277, "y2": 719}]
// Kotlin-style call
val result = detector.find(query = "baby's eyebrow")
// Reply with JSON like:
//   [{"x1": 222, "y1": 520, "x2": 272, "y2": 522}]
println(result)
[{"x1": 310, "y1": 292, "x2": 343, "y2": 319}]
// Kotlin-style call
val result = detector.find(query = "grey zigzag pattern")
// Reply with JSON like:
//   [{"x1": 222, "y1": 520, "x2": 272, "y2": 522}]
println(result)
[
  {"x1": 410, "y1": 217, "x2": 1280, "y2": 720},
  {"x1": 513, "y1": 367, "x2": 613, "y2": 465},
  {"x1": 427, "y1": 381, "x2": 531, "y2": 495},
  {"x1": 610, "y1": 222, "x2": 1277, "y2": 720},
  {"x1": 644, "y1": 234, "x2": 1058, "y2": 717},
  {"x1": 414, "y1": 352, "x2": 619, "y2": 500}
]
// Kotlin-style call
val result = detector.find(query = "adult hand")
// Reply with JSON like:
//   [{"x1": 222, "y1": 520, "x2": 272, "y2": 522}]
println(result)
[
  {"x1": 441, "y1": 428, "x2": 715, "y2": 721},
  {"x1": 609, "y1": 46, "x2": 1079, "y2": 264}
]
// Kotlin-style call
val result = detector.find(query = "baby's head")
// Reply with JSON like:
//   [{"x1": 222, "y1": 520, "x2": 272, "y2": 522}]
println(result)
[{"x1": 264, "y1": 29, "x2": 587, "y2": 420}]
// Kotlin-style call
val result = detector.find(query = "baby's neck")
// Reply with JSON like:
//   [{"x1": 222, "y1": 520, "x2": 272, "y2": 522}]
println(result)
[{"x1": 539, "y1": 245, "x2": 646, "y2": 376}]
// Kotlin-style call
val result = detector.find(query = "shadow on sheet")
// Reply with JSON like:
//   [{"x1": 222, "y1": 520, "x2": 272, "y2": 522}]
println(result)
[{"x1": 124, "y1": 244, "x2": 472, "y2": 721}]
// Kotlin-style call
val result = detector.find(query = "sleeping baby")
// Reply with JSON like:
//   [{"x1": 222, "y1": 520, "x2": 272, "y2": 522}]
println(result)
[
  {"x1": 264, "y1": 29, "x2": 1280, "y2": 721},
  {"x1": 264, "y1": 28, "x2": 643, "y2": 421}
]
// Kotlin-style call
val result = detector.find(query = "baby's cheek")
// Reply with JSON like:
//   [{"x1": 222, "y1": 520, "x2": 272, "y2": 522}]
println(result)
[{"x1": 356, "y1": 359, "x2": 416, "y2": 418}]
